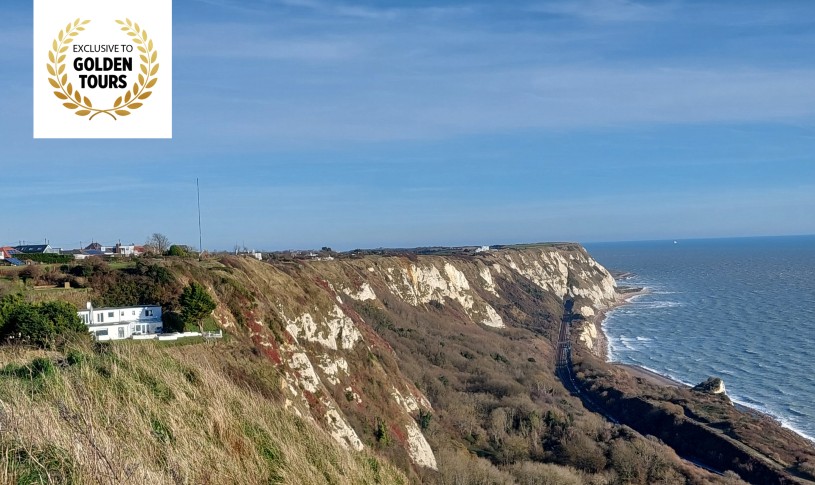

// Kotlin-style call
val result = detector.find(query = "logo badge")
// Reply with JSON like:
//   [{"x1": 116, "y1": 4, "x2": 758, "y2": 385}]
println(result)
[{"x1": 34, "y1": 0, "x2": 172, "y2": 138}]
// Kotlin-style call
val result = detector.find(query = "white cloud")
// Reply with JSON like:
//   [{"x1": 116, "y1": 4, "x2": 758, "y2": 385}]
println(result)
[{"x1": 527, "y1": 0, "x2": 673, "y2": 23}]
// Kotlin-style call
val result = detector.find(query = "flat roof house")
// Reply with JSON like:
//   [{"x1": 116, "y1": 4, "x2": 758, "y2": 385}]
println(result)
[{"x1": 77, "y1": 302, "x2": 163, "y2": 341}]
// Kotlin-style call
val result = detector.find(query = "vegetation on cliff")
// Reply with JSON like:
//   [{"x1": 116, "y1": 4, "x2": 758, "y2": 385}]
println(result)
[
  {"x1": 0, "y1": 246, "x2": 812, "y2": 484},
  {"x1": 0, "y1": 340, "x2": 407, "y2": 484}
]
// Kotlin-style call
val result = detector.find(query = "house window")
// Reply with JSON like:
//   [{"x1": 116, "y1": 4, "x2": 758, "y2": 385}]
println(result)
[
  {"x1": 95, "y1": 329, "x2": 108, "y2": 337},
  {"x1": 108, "y1": 312, "x2": 114, "y2": 318},
  {"x1": 145, "y1": 310, "x2": 154, "y2": 317},
  {"x1": 97, "y1": 313, "x2": 104, "y2": 323},
  {"x1": 118, "y1": 327, "x2": 125, "y2": 339},
  {"x1": 132, "y1": 311, "x2": 136, "y2": 316},
  {"x1": 121, "y1": 311, "x2": 125, "y2": 316}
]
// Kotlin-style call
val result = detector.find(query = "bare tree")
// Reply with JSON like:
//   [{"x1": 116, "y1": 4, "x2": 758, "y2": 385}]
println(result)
[{"x1": 146, "y1": 233, "x2": 171, "y2": 255}]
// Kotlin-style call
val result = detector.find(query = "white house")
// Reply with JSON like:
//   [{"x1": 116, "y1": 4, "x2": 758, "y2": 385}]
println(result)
[{"x1": 77, "y1": 302, "x2": 163, "y2": 341}]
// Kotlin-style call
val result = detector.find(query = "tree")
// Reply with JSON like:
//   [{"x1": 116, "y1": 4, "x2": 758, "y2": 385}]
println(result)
[
  {"x1": 179, "y1": 283, "x2": 216, "y2": 334},
  {"x1": 146, "y1": 233, "x2": 171, "y2": 255}
]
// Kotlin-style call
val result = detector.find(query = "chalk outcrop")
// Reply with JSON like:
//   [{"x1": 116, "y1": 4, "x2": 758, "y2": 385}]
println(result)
[
  {"x1": 204, "y1": 244, "x2": 617, "y2": 471},
  {"x1": 694, "y1": 377, "x2": 727, "y2": 395}
]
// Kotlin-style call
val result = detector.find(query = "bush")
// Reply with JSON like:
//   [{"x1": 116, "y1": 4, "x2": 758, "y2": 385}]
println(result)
[
  {"x1": 0, "y1": 295, "x2": 87, "y2": 349},
  {"x1": 167, "y1": 245, "x2": 191, "y2": 257},
  {"x1": 1, "y1": 357, "x2": 56, "y2": 379}
]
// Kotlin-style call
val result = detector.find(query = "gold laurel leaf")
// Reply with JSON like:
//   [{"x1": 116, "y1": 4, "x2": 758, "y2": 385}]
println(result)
[
  {"x1": 150, "y1": 51, "x2": 157, "y2": 63},
  {"x1": 58, "y1": 55, "x2": 66, "y2": 63},
  {"x1": 116, "y1": 20, "x2": 124, "y2": 25},
  {"x1": 52, "y1": 39, "x2": 58, "y2": 51},
  {"x1": 148, "y1": 40, "x2": 154, "y2": 51},
  {"x1": 115, "y1": 110, "x2": 131, "y2": 116},
  {"x1": 142, "y1": 30, "x2": 148, "y2": 41},
  {"x1": 138, "y1": 92, "x2": 152, "y2": 100},
  {"x1": 150, "y1": 64, "x2": 159, "y2": 76},
  {"x1": 133, "y1": 84, "x2": 139, "y2": 95},
  {"x1": 137, "y1": 46, "x2": 146, "y2": 53},
  {"x1": 47, "y1": 64, "x2": 55, "y2": 76},
  {"x1": 114, "y1": 96, "x2": 123, "y2": 108},
  {"x1": 146, "y1": 78, "x2": 157, "y2": 89},
  {"x1": 130, "y1": 103, "x2": 143, "y2": 109},
  {"x1": 84, "y1": 97, "x2": 92, "y2": 108},
  {"x1": 54, "y1": 91, "x2": 68, "y2": 100},
  {"x1": 140, "y1": 55, "x2": 148, "y2": 63},
  {"x1": 133, "y1": 38, "x2": 143, "y2": 44},
  {"x1": 140, "y1": 64, "x2": 148, "y2": 75},
  {"x1": 74, "y1": 18, "x2": 80, "y2": 26},
  {"x1": 67, "y1": 83, "x2": 73, "y2": 95},
  {"x1": 135, "y1": 23, "x2": 141, "y2": 33},
  {"x1": 61, "y1": 74, "x2": 68, "y2": 85},
  {"x1": 125, "y1": 91, "x2": 132, "y2": 103},
  {"x1": 48, "y1": 78, "x2": 59, "y2": 89},
  {"x1": 76, "y1": 110, "x2": 91, "y2": 116},
  {"x1": 66, "y1": 22, "x2": 71, "y2": 32},
  {"x1": 76, "y1": 27, "x2": 85, "y2": 32},
  {"x1": 58, "y1": 30, "x2": 64, "y2": 42},
  {"x1": 63, "y1": 103, "x2": 78, "y2": 109},
  {"x1": 74, "y1": 91, "x2": 81, "y2": 103},
  {"x1": 65, "y1": 38, "x2": 74, "y2": 44},
  {"x1": 60, "y1": 46, "x2": 68, "y2": 53},
  {"x1": 58, "y1": 64, "x2": 66, "y2": 75},
  {"x1": 121, "y1": 27, "x2": 130, "y2": 32},
  {"x1": 70, "y1": 31, "x2": 79, "y2": 37},
  {"x1": 138, "y1": 74, "x2": 145, "y2": 85},
  {"x1": 126, "y1": 18, "x2": 132, "y2": 27},
  {"x1": 82, "y1": 20, "x2": 90, "y2": 25},
  {"x1": 48, "y1": 51, "x2": 55, "y2": 62}
]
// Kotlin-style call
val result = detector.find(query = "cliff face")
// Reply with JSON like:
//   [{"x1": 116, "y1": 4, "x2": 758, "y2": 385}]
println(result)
[{"x1": 176, "y1": 244, "x2": 618, "y2": 474}]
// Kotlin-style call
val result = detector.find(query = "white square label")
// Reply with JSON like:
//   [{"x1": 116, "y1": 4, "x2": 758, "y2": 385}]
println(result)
[{"x1": 33, "y1": 0, "x2": 172, "y2": 138}]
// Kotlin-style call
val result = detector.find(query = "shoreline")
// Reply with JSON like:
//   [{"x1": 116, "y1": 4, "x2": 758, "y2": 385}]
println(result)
[
  {"x1": 593, "y1": 286, "x2": 647, "y2": 363},
  {"x1": 594, "y1": 284, "x2": 815, "y2": 444}
]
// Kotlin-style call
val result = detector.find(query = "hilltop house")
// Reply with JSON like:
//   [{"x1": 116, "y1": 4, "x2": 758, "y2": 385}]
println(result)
[
  {"x1": 15, "y1": 244, "x2": 59, "y2": 254},
  {"x1": 77, "y1": 302, "x2": 163, "y2": 341}
]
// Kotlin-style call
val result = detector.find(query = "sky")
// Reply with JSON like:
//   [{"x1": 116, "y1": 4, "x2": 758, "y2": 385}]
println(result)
[{"x1": 1, "y1": 0, "x2": 814, "y2": 251}]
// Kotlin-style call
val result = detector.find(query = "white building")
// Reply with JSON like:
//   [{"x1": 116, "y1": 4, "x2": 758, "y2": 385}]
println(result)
[{"x1": 77, "y1": 302, "x2": 163, "y2": 341}]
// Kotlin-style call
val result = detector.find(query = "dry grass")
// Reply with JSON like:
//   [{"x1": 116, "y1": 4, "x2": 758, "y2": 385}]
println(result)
[{"x1": 0, "y1": 341, "x2": 407, "y2": 484}]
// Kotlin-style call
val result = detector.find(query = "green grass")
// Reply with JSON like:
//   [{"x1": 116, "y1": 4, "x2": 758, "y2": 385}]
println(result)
[{"x1": 0, "y1": 341, "x2": 409, "y2": 484}]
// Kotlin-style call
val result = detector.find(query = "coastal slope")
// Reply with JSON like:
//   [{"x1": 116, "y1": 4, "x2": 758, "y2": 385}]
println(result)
[{"x1": 2, "y1": 244, "x2": 813, "y2": 483}]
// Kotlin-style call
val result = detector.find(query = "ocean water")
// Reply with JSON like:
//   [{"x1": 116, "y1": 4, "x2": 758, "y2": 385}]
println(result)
[{"x1": 584, "y1": 236, "x2": 815, "y2": 441}]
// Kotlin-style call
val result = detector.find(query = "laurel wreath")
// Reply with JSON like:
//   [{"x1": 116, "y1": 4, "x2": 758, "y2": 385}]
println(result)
[{"x1": 48, "y1": 18, "x2": 160, "y2": 121}]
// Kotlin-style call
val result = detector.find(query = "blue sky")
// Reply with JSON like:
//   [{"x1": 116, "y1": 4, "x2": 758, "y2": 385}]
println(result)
[{"x1": 2, "y1": 0, "x2": 814, "y2": 250}]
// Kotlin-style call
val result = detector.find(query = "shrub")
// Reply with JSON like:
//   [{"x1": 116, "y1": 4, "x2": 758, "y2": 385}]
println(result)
[
  {"x1": 418, "y1": 410, "x2": 432, "y2": 431},
  {"x1": 0, "y1": 295, "x2": 87, "y2": 349},
  {"x1": 374, "y1": 418, "x2": 390, "y2": 446},
  {"x1": 167, "y1": 245, "x2": 191, "y2": 257}
]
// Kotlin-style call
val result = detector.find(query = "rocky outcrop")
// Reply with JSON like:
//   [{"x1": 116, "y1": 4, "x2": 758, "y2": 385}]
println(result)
[{"x1": 693, "y1": 377, "x2": 727, "y2": 395}]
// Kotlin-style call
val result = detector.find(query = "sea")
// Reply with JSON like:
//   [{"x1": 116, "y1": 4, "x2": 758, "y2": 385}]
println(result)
[{"x1": 584, "y1": 235, "x2": 815, "y2": 442}]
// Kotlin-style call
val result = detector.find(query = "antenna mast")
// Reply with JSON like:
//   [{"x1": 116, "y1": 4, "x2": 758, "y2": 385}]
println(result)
[{"x1": 197, "y1": 178, "x2": 203, "y2": 258}]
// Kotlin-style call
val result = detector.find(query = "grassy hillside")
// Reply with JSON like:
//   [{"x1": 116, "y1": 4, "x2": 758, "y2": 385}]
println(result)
[
  {"x1": 1, "y1": 249, "x2": 810, "y2": 484},
  {"x1": 0, "y1": 340, "x2": 407, "y2": 484}
]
